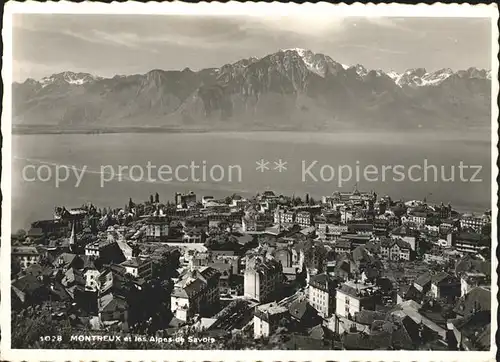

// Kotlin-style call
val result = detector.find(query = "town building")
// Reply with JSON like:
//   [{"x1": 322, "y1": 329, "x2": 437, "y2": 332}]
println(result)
[
  {"x1": 423, "y1": 252, "x2": 450, "y2": 265},
  {"x1": 390, "y1": 225, "x2": 419, "y2": 251},
  {"x1": 453, "y1": 232, "x2": 490, "y2": 254},
  {"x1": 460, "y1": 213, "x2": 490, "y2": 233},
  {"x1": 175, "y1": 191, "x2": 197, "y2": 209},
  {"x1": 171, "y1": 266, "x2": 221, "y2": 322},
  {"x1": 253, "y1": 302, "x2": 288, "y2": 339},
  {"x1": 406, "y1": 211, "x2": 428, "y2": 227},
  {"x1": 413, "y1": 272, "x2": 432, "y2": 294},
  {"x1": 244, "y1": 255, "x2": 283, "y2": 302},
  {"x1": 373, "y1": 218, "x2": 389, "y2": 236},
  {"x1": 274, "y1": 247, "x2": 293, "y2": 269},
  {"x1": 120, "y1": 257, "x2": 153, "y2": 280},
  {"x1": 145, "y1": 221, "x2": 170, "y2": 242},
  {"x1": 380, "y1": 237, "x2": 412, "y2": 261},
  {"x1": 12, "y1": 246, "x2": 40, "y2": 270},
  {"x1": 347, "y1": 223, "x2": 374, "y2": 236},
  {"x1": 274, "y1": 208, "x2": 296, "y2": 225},
  {"x1": 316, "y1": 223, "x2": 347, "y2": 241},
  {"x1": 296, "y1": 211, "x2": 313, "y2": 228},
  {"x1": 334, "y1": 239, "x2": 353, "y2": 255},
  {"x1": 308, "y1": 273, "x2": 340, "y2": 318},
  {"x1": 201, "y1": 195, "x2": 214, "y2": 206},
  {"x1": 82, "y1": 259, "x2": 100, "y2": 292},
  {"x1": 242, "y1": 206, "x2": 268, "y2": 232},
  {"x1": 54, "y1": 207, "x2": 87, "y2": 232},
  {"x1": 182, "y1": 228, "x2": 206, "y2": 243},
  {"x1": 329, "y1": 188, "x2": 376, "y2": 205},
  {"x1": 52, "y1": 252, "x2": 81, "y2": 272},
  {"x1": 84, "y1": 239, "x2": 125, "y2": 264},
  {"x1": 460, "y1": 272, "x2": 488, "y2": 297},
  {"x1": 430, "y1": 272, "x2": 460, "y2": 300},
  {"x1": 335, "y1": 281, "x2": 381, "y2": 318}
]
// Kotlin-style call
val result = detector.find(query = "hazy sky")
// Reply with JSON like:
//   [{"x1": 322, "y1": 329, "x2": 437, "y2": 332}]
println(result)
[{"x1": 12, "y1": 14, "x2": 492, "y2": 81}]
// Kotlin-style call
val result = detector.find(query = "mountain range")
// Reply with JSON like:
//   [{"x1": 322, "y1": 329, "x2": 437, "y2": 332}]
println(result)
[{"x1": 12, "y1": 48, "x2": 492, "y2": 131}]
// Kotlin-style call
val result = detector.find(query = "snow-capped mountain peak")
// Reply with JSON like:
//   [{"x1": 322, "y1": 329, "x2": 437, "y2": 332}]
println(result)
[
  {"x1": 12, "y1": 49, "x2": 492, "y2": 131},
  {"x1": 348, "y1": 64, "x2": 368, "y2": 78},
  {"x1": 391, "y1": 67, "x2": 456, "y2": 88},
  {"x1": 280, "y1": 48, "x2": 346, "y2": 77},
  {"x1": 39, "y1": 71, "x2": 102, "y2": 87},
  {"x1": 281, "y1": 48, "x2": 308, "y2": 57},
  {"x1": 386, "y1": 70, "x2": 400, "y2": 81},
  {"x1": 420, "y1": 68, "x2": 453, "y2": 86}
]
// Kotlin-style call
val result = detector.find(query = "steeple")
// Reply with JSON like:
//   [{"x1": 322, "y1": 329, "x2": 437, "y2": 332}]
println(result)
[{"x1": 69, "y1": 222, "x2": 77, "y2": 251}]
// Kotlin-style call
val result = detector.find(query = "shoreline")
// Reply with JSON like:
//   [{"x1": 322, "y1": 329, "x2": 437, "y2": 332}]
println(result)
[{"x1": 12, "y1": 125, "x2": 492, "y2": 136}]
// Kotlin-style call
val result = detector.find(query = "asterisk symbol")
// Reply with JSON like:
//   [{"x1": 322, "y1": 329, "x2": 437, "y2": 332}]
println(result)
[
  {"x1": 256, "y1": 159, "x2": 270, "y2": 172},
  {"x1": 274, "y1": 159, "x2": 288, "y2": 172}
]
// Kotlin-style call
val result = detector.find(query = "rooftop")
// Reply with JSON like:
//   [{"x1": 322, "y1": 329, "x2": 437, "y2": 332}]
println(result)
[
  {"x1": 12, "y1": 246, "x2": 39, "y2": 255},
  {"x1": 339, "y1": 281, "x2": 380, "y2": 298},
  {"x1": 257, "y1": 301, "x2": 288, "y2": 315}
]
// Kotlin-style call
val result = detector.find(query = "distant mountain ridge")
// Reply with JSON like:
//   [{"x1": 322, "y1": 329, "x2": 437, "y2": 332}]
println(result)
[{"x1": 13, "y1": 48, "x2": 492, "y2": 131}]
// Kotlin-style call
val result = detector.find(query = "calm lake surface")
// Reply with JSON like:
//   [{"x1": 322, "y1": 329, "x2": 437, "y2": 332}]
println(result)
[{"x1": 11, "y1": 131, "x2": 492, "y2": 231}]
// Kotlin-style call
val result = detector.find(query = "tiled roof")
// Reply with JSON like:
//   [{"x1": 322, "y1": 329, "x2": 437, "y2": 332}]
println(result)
[
  {"x1": 431, "y1": 271, "x2": 452, "y2": 284},
  {"x1": 80, "y1": 255, "x2": 97, "y2": 270},
  {"x1": 256, "y1": 302, "x2": 288, "y2": 316},
  {"x1": 452, "y1": 310, "x2": 491, "y2": 349},
  {"x1": 463, "y1": 286, "x2": 491, "y2": 316},
  {"x1": 12, "y1": 274, "x2": 44, "y2": 294},
  {"x1": 456, "y1": 232, "x2": 486, "y2": 243},
  {"x1": 309, "y1": 273, "x2": 340, "y2": 292},
  {"x1": 121, "y1": 257, "x2": 142, "y2": 268},
  {"x1": 414, "y1": 272, "x2": 432, "y2": 287},
  {"x1": 335, "y1": 240, "x2": 352, "y2": 248},
  {"x1": 53, "y1": 253, "x2": 77, "y2": 267},
  {"x1": 402, "y1": 285, "x2": 424, "y2": 303},
  {"x1": 380, "y1": 237, "x2": 411, "y2": 250},
  {"x1": 64, "y1": 268, "x2": 86, "y2": 286},
  {"x1": 246, "y1": 255, "x2": 281, "y2": 274},
  {"x1": 394, "y1": 238, "x2": 412, "y2": 249},
  {"x1": 12, "y1": 246, "x2": 39, "y2": 255},
  {"x1": 288, "y1": 299, "x2": 314, "y2": 321},
  {"x1": 98, "y1": 293, "x2": 128, "y2": 313},
  {"x1": 455, "y1": 256, "x2": 491, "y2": 277},
  {"x1": 335, "y1": 258, "x2": 358, "y2": 275},
  {"x1": 354, "y1": 310, "x2": 387, "y2": 325},
  {"x1": 23, "y1": 264, "x2": 53, "y2": 278},
  {"x1": 352, "y1": 246, "x2": 375, "y2": 263}
]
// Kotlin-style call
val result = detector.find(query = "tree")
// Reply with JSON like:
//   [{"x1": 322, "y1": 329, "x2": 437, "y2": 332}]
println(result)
[
  {"x1": 11, "y1": 309, "x2": 68, "y2": 348},
  {"x1": 16, "y1": 229, "x2": 27, "y2": 238},
  {"x1": 227, "y1": 332, "x2": 244, "y2": 349},
  {"x1": 11, "y1": 257, "x2": 21, "y2": 278},
  {"x1": 150, "y1": 194, "x2": 154, "y2": 204},
  {"x1": 481, "y1": 223, "x2": 491, "y2": 237},
  {"x1": 155, "y1": 192, "x2": 160, "y2": 203}
]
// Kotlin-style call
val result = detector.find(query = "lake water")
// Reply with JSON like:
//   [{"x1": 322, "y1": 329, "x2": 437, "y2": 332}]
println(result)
[{"x1": 11, "y1": 131, "x2": 492, "y2": 231}]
